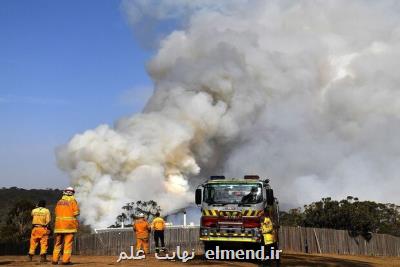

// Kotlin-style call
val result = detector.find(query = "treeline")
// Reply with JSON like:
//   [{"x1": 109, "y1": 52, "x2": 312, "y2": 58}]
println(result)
[
  {"x1": 0, "y1": 187, "x2": 91, "y2": 244},
  {"x1": 0, "y1": 188, "x2": 62, "y2": 226},
  {"x1": 280, "y1": 196, "x2": 400, "y2": 238},
  {"x1": 0, "y1": 187, "x2": 62, "y2": 243},
  {"x1": 1, "y1": 188, "x2": 399, "y2": 243}
]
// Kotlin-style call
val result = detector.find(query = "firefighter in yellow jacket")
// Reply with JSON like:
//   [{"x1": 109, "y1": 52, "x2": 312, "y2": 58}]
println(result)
[
  {"x1": 28, "y1": 200, "x2": 51, "y2": 262},
  {"x1": 151, "y1": 212, "x2": 166, "y2": 253},
  {"x1": 52, "y1": 187, "x2": 79, "y2": 265},
  {"x1": 133, "y1": 213, "x2": 150, "y2": 254},
  {"x1": 261, "y1": 209, "x2": 277, "y2": 246}
]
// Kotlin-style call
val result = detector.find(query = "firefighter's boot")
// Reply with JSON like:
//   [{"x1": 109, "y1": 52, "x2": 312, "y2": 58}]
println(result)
[{"x1": 40, "y1": 254, "x2": 48, "y2": 262}]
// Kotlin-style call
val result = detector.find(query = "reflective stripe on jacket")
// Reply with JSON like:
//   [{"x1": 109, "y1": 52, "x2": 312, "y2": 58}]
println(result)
[
  {"x1": 151, "y1": 217, "x2": 166, "y2": 231},
  {"x1": 54, "y1": 195, "x2": 80, "y2": 233},
  {"x1": 261, "y1": 217, "x2": 273, "y2": 234},
  {"x1": 133, "y1": 219, "x2": 150, "y2": 239},
  {"x1": 32, "y1": 207, "x2": 51, "y2": 226}
]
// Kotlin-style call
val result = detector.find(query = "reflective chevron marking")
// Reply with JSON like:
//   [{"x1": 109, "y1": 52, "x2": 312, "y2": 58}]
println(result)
[{"x1": 203, "y1": 209, "x2": 262, "y2": 216}]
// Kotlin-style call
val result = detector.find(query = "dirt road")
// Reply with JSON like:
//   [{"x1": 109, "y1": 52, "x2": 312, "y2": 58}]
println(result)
[{"x1": 1, "y1": 253, "x2": 400, "y2": 267}]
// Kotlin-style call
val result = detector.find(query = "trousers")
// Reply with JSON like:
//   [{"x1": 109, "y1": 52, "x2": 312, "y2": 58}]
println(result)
[
  {"x1": 52, "y1": 233, "x2": 74, "y2": 263},
  {"x1": 154, "y1": 230, "x2": 165, "y2": 251},
  {"x1": 136, "y1": 238, "x2": 149, "y2": 253},
  {"x1": 29, "y1": 226, "x2": 49, "y2": 255}
]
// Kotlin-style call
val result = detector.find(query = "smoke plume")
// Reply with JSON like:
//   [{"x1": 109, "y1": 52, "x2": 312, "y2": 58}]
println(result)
[{"x1": 57, "y1": 0, "x2": 400, "y2": 227}]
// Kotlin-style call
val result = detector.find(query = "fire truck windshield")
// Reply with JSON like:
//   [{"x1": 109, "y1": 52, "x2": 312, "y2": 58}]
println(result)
[{"x1": 203, "y1": 183, "x2": 262, "y2": 205}]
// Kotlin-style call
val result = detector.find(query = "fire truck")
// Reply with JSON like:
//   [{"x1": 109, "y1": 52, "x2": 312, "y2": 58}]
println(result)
[{"x1": 195, "y1": 175, "x2": 279, "y2": 251}]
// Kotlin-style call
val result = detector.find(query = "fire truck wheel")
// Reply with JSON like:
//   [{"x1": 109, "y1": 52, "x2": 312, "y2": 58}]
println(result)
[
  {"x1": 203, "y1": 241, "x2": 216, "y2": 254},
  {"x1": 269, "y1": 242, "x2": 281, "y2": 266}
]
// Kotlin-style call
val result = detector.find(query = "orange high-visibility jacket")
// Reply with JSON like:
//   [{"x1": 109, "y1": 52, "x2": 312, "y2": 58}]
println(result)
[
  {"x1": 133, "y1": 219, "x2": 150, "y2": 239},
  {"x1": 151, "y1": 217, "x2": 166, "y2": 231},
  {"x1": 54, "y1": 195, "x2": 80, "y2": 234},
  {"x1": 31, "y1": 207, "x2": 51, "y2": 226}
]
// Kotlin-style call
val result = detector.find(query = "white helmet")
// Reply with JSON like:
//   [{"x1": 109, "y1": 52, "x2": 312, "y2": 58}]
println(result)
[
  {"x1": 137, "y1": 213, "x2": 145, "y2": 218},
  {"x1": 64, "y1": 186, "x2": 75, "y2": 195}
]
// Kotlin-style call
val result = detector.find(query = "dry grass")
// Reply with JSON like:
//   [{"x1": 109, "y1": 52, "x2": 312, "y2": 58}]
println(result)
[{"x1": 1, "y1": 253, "x2": 399, "y2": 267}]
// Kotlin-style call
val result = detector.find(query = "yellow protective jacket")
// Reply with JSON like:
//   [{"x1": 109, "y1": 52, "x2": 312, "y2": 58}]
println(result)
[
  {"x1": 31, "y1": 207, "x2": 51, "y2": 226},
  {"x1": 151, "y1": 217, "x2": 166, "y2": 231},
  {"x1": 261, "y1": 217, "x2": 275, "y2": 245},
  {"x1": 54, "y1": 195, "x2": 80, "y2": 234}
]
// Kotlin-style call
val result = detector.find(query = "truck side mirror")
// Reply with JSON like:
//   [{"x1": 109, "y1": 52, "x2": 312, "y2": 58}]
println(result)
[
  {"x1": 195, "y1": 188, "x2": 202, "y2": 205},
  {"x1": 266, "y1": 189, "x2": 274, "y2": 206}
]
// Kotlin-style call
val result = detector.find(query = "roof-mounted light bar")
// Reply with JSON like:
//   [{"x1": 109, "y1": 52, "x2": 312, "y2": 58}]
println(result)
[{"x1": 244, "y1": 175, "x2": 260, "y2": 180}]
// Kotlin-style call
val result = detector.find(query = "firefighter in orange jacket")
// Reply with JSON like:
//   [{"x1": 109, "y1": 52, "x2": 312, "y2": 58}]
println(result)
[
  {"x1": 133, "y1": 213, "x2": 150, "y2": 254},
  {"x1": 151, "y1": 212, "x2": 166, "y2": 253},
  {"x1": 28, "y1": 200, "x2": 51, "y2": 262},
  {"x1": 52, "y1": 187, "x2": 79, "y2": 265}
]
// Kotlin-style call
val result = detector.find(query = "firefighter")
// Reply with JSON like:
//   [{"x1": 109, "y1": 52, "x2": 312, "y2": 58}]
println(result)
[
  {"x1": 261, "y1": 209, "x2": 280, "y2": 266},
  {"x1": 151, "y1": 212, "x2": 166, "y2": 253},
  {"x1": 52, "y1": 187, "x2": 79, "y2": 265},
  {"x1": 28, "y1": 200, "x2": 51, "y2": 262},
  {"x1": 133, "y1": 213, "x2": 150, "y2": 254},
  {"x1": 241, "y1": 187, "x2": 261, "y2": 204},
  {"x1": 261, "y1": 210, "x2": 275, "y2": 246}
]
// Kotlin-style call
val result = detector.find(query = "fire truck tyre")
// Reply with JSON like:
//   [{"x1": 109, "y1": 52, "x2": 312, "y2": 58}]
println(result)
[
  {"x1": 204, "y1": 242, "x2": 216, "y2": 254},
  {"x1": 270, "y1": 242, "x2": 280, "y2": 267}
]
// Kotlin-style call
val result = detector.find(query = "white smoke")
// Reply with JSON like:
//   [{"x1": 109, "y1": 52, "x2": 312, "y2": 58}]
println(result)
[{"x1": 57, "y1": 0, "x2": 400, "y2": 227}]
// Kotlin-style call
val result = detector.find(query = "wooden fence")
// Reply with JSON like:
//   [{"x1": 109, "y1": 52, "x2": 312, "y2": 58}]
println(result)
[
  {"x1": 2, "y1": 226, "x2": 399, "y2": 256},
  {"x1": 74, "y1": 227, "x2": 203, "y2": 256},
  {"x1": 73, "y1": 226, "x2": 400, "y2": 257},
  {"x1": 279, "y1": 226, "x2": 400, "y2": 256}
]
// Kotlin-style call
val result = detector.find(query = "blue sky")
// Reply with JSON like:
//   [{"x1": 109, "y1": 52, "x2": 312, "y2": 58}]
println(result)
[{"x1": 0, "y1": 0, "x2": 153, "y2": 188}]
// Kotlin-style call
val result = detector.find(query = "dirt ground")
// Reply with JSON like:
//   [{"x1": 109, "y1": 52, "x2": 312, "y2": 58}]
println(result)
[{"x1": 1, "y1": 253, "x2": 400, "y2": 267}]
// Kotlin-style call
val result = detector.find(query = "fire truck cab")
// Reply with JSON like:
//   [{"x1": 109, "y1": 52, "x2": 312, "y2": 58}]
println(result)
[{"x1": 195, "y1": 175, "x2": 279, "y2": 250}]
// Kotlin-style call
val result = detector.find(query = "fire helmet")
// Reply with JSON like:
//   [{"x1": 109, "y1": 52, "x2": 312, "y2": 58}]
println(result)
[{"x1": 63, "y1": 186, "x2": 75, "y2": 195}]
